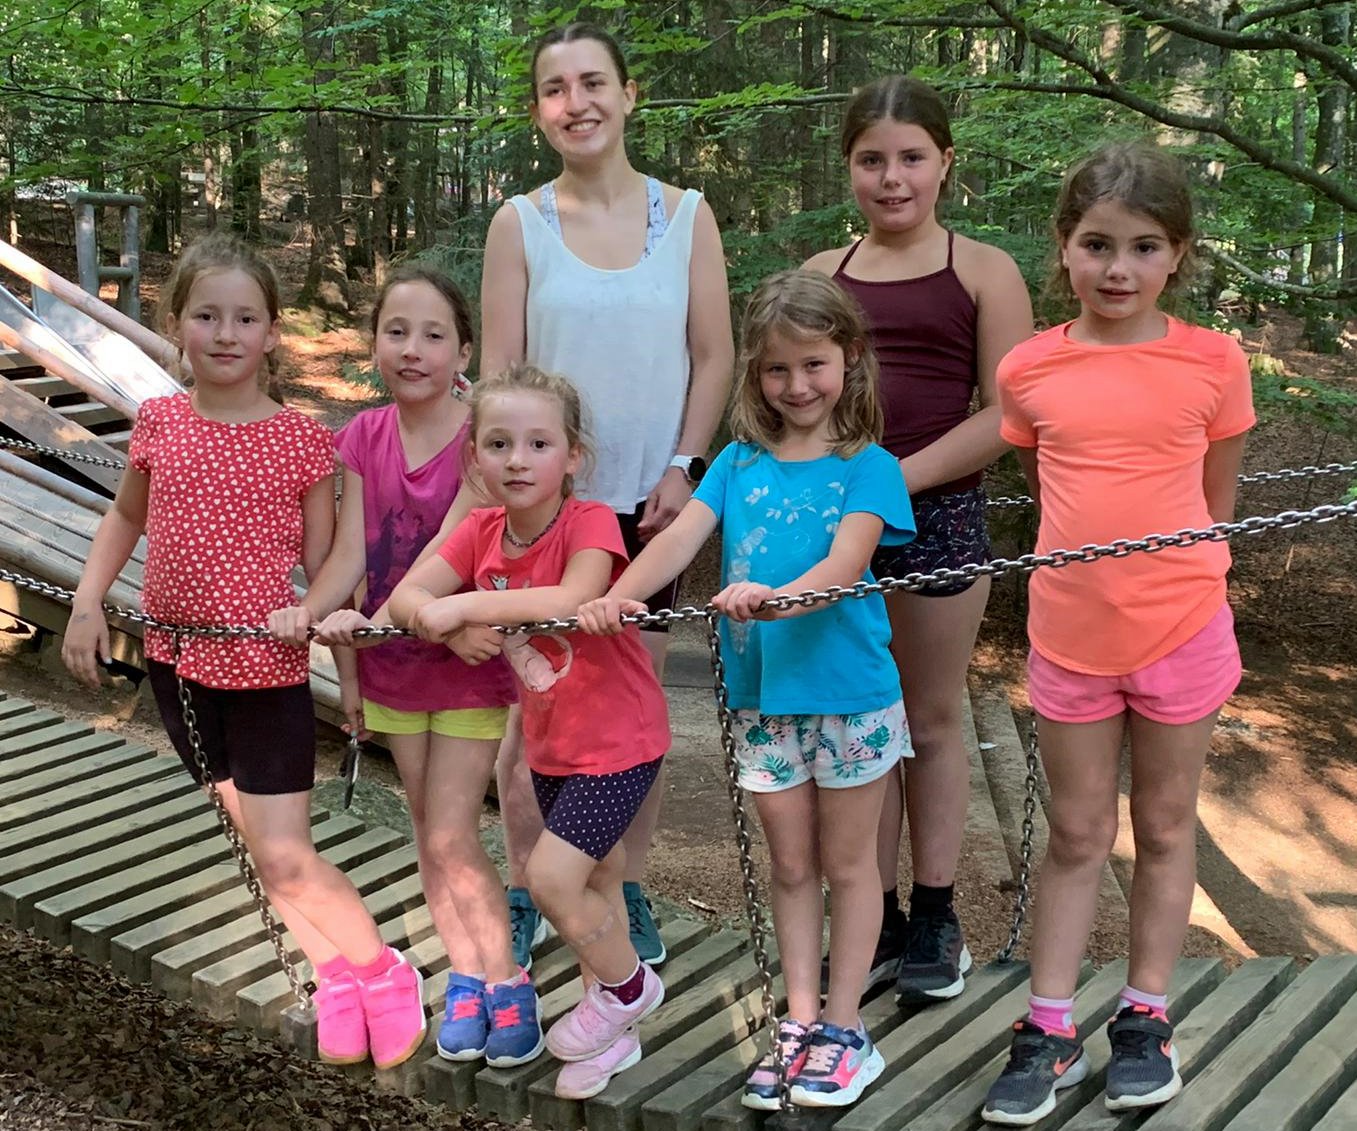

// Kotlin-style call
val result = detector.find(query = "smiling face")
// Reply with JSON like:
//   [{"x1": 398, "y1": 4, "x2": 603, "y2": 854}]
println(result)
[
  {"x1": 530, "y1": 38, "x2": 636, "y2": 162},
  {"x1": 472, "y1": 390, "x2": 581, "y2": 514},
  {"x1": 757, "y1": 328, "x2": 849, "y2": 444},
  {"x1": 372, "y1": 280, "x2": 473, "y2": 406},
  {"x1": 168, "y1": 268, "x2": 279, "y2": 390},
  {"x1": 848, "y1": 119, "x2": 953, "y2": 234},
  {"x1": 1061, "y1": 198, "x2": 1186, "y2": 343}
]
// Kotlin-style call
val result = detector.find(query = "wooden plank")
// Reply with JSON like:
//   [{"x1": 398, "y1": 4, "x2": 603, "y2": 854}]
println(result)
[
  {"x1": 112, "y1": 823, "x2": 402, "y2": 981},
  {"x1": 0, "y1": 706, "x2": 64, "y2": 743},
  {"x1": 471, "y1": 919, "x2": 712, "y2": 1123},
  {"x1": 907, "y1": 959, "x2": 1224, "y2": 1131},
  {"x1": 0, "y1": 696, "x2": 38, "y2": 721},
  {"x1": 11, "y1": 374, "x2": 74, "y2": 398},
  {"x1": 1060, "y1": 957, "x2": 1295, "y2": 1131},
  {"x1": 1139, "y1": 956, "x2": 1357, "y2": 1131},
  {"x1": 0, "y1": 718, "x2": 97, "y2": 764},
  {"x1": 1312, "y1": 1079, "x2": 1357, "y2": 1131},
  {"x1": 528, "y1": 929, "x2": 752, "y2": 1129},
  {"x1": 0, "y1": 374, "x2": 122, "y2": 492},
  {"x1": 1221, "y1": 991, "x2": 1357, "y2": 1131},
  {"x1": 0, "y1": 772, "x2": 194, "y2": 862},
  {"x1": 833, "y1": 963, "x2": 1115, "y2": 1131},
  {"x1": 0, "y1": 742, "x2": 154, "y2": 805},
  {"x1": 1, "y1": 807, "x2": 218, "y2": 927},
  {"x1": 962, "y1": 691, "x2": 1019, "y2": 894},
  {"x1": 0, "y1": 745, "x2": 168, "y2": 830},
  {"x1": 0, "y1": 728, "x2": 120, "y2": 781},
  {"x1": 152, "y1": 836, "x2": 417, "y2": 999},
  {"x1": 54, "y1": 400, "x2": 124, "y2": 428},
  {"x1": 0, "y1": 789, "x2": 205, "y2": 885}
]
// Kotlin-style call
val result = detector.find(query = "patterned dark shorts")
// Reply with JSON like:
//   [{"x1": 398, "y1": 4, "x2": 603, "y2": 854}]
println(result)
[{"x1": 871, "y1": 486, "x2": 992, "y2": 598}]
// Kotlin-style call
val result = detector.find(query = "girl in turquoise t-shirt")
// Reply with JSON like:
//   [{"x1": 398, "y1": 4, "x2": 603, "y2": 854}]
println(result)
[{"x1": 579, "y1": 269, "x2": 915, "y2": 1110}]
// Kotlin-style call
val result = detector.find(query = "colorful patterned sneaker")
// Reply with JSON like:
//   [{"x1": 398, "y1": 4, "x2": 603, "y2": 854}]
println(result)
[
  {"x1": 485, "y1": 975, "x2": 546, "y2": 1068},
  {"x1": 1104, "y1": 1006, "x2": 1182, "y2": 1111},
  {"x1": 313, "y1": 971, "x2": 368, "y2": 1064},
  {"x1": 895, "y1": 908, "x2": 973, "y2": 1005},
  {"x1": 789, "y1": 1021, "x2": 886, "y2": 1107},
  {"x1": 508, "y1": 886, "x2": 548, "y2": 972},
  {"x1": 555, "y1": 1025, "x2": 642, "y2": 1099},
  {"x1": 623, "y1": 881, "x2": 667, "y2": 966},
  {"x1": 357, "y1": 949, "x2": 428, "y2": 1071},
  {"x1": 981, "y1": 1019, "x2": 1090, "y2": 1126},
  {"x1": 546, "y1": 964, "x2": 665, "y2": 1062},
  {"x1": 821, "y1": 909, "x2": 910, "y2": 998},
  {"x1": 742, "y1": 1019, "x2": 813, "y2": 1110},
  {"x1": 436, "y1": 974, "x2": 489, "y2": 1061}
]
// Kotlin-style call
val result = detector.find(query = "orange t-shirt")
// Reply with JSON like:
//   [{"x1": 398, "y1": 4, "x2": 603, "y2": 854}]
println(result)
[{"x1": 998, "y1": 318, "x2": 1255, "y2": 675}]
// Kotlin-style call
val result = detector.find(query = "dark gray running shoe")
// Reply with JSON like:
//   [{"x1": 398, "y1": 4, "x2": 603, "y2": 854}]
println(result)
[
  {"x1": 982, "y1": 1020, "x2": 1090, "y2": 1126},
  {"x1": 895, "y1": 909, "x2": 973, "y2": 1005},
  {"x1": 1105, "y1": 1006, "x2": 1182, "y2": 1111},
  {"x1": 819, "y1": 909, "x2": 908, "y2": 997}
]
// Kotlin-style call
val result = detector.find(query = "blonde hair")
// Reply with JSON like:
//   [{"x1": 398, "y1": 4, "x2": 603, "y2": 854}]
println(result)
[
  {"x1": 732, "y1": 270, "x2": 883, "y2": 457},
  {"x1": 469, "y1": 363, "x2": 596, "y2": 496}
]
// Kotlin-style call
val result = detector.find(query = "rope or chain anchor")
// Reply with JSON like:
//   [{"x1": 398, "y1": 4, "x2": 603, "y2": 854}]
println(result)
[
  {"x1": 170, "y1": 634, "x2": 314, "y2": 1009},
  {"x1": 996, "y1": 717, "x2": 1043, "y2": 964}
]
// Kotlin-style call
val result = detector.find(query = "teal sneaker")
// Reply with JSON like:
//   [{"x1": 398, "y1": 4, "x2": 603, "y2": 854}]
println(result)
[
  {"x1": 508, "y1": 886, "x2": 547, "y2": 971},
  {"x1": 623, "y1": 881, "x2": 666, "y2": 966}
]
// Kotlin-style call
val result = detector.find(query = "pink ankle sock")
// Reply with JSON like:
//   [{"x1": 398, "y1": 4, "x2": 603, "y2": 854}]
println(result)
[
  {"x1": 1118, "y1": 985, "x2": 1168, "y2": 1020},
  {"x1": 315, "y1": 955, "x2": 352, "y2": 982},
  {"x1": 600, "y1": 962, "x2": 645, "y2": 1005},
  {"x1": 351, "y1": 946, "x2": 399, "y2": 981},
  {"x1": 488, "y1": 967, "x2": 530, "y2": 992},
  {"x1": 1027, "y1": 995, "x2": 1075, "y2": 1035}
]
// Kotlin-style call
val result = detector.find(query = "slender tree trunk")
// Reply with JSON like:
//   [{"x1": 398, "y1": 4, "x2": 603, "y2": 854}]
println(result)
[
  {"x1": 298, "y1": 3, "x2": 350, "y2": 314},
  {"x1": 1304, "y1": 8, "x2": 1349, "y2": 348}
]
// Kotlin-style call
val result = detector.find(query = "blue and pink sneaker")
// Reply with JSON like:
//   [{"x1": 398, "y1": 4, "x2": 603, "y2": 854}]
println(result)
[
  {"x1": 742, "y1": 1018, "x2": 813, "y2": 1110},
  {"x1": 789, "y1": 1021, "x2": 886, "y2": 1107},
  {"x1": 437, "y1": 974, "x2": 489, "y2": 1061}
]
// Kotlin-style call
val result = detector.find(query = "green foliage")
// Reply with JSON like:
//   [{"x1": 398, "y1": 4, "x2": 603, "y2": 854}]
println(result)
[{"x1": 1250, "y1": 360, "x2": 1357, "y2": 439}]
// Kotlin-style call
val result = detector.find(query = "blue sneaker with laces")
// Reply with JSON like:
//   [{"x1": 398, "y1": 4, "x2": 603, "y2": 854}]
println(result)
[
  {"x1": 508, "y1": 886, "x2": 547, "y2": 971},
  {"x1": 623, "y1": 881, "x2": 666, "y2": 966},
  {"x1": 789, "y1": 1021, "x2": 886, "y2": 1107},
  {"x1": 485, "y1": 973, "x2": 546, "y2": 1067},
  {"x1": 436, "y1": 974, "x2": 488, "y2": 1061}
]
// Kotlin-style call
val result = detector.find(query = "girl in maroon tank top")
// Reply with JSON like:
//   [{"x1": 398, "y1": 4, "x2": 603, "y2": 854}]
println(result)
[{"x1": 805, "y1": 75, "x2": 1033, "y2": 1005}]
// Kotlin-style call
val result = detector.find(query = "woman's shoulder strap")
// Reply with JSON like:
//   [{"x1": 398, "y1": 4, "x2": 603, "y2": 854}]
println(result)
[{"x1": 834, "y1": 239, "x2": 866, "y2": 275}]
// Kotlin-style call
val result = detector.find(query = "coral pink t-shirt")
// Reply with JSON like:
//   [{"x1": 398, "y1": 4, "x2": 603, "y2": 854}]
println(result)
[
  {"x1": 437, "y1": 498, "x2": 670, "y2": 776},
  {"x1": 131, "y1": 393, "x2": 335, "y2": 688},
  {"x1": 998, "y1": 318, "x2": 1255, "y2": 675}
]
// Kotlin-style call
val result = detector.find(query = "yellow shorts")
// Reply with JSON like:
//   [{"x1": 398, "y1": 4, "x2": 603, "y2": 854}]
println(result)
[{"x1": 362, "y1": 700, "x2": 509, "y2": 740}]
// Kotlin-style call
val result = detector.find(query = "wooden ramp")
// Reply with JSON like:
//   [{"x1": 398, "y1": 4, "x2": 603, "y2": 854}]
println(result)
[{"x1": 3, "y1": 691, "x2": 1356, "y2": 1131}]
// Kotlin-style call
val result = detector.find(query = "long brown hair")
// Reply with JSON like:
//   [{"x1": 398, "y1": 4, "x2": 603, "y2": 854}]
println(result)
[{"x1": 840, "y1": 75, "x2": 954, "y2": 190}]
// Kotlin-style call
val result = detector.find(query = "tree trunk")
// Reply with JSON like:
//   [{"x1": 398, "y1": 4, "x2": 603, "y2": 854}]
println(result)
[
  {"x1": 298, "y1": 3, "x2": 350, "y2": 314},
  {"x1": 1304, "y1": 7, "x2": 1349, "y2": 349}
]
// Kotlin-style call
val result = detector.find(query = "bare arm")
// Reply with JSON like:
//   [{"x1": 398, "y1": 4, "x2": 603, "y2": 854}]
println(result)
[
  {"x1": 1014, "y1": 447, "x2": 1040, "y2": 511},
  {"x1": 1203, "y1": 433, "x2": 1249, "y2": 523},
  {"x1": 479, "y1": 204, "x2": 529, "y2": 381},
  {"x1": 300, "y1": 475, "x2": 337, "y2": 584},
  {"x1": 297, "y1": 465, "x2": 367, "y2": 617},
  {"x1": 899, "y1": 246, "x2": 1033, "y2": 493},
  {"x1": 615, "y1": 499, "x2": 718, "y2": 604}
]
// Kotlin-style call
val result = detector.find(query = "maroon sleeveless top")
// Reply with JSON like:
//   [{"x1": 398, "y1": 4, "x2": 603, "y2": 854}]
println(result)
[{"x1": 833, "y1": 232, "x2": 981, "y2": 497}]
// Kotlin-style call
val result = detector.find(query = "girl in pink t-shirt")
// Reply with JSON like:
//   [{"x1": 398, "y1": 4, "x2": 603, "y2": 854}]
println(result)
[
  {"x1": 63, "y1": 233, "x2": 425, "y2": 1072},
  {"x1": 268, "y1": 265, "x2": 539, "y2": 1069},
  {"x1": 982, "y1": 144, "x2": 1255, "y2": 1127},
  {"x1": 389, "y1": 364, "x2": 670, "y2": 1101}
]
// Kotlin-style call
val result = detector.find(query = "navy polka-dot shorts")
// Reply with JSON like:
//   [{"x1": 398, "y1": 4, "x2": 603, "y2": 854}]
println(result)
[{"x1": 531, "y1": 757, "x2": 664, "y2": 861}]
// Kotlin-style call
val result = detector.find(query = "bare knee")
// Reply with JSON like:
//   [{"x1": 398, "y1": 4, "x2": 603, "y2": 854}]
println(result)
[
  {"x1": 1047, "y1": 812, "x2": 1117, "y2": 872},
  {"x1": 423, "y1": 825, "x2": 485, "y2": 879},
  {"x1": 254, "y1": 844, "x2": 315, "y2": 902},
  {"x1": 525, "y1": 853, "x2": 578, "y2": 919},
  {"x1": 770, "y1": 849, "x2": 820, "y2": 893},
  {"x1": 903, "y1": 702, "x2": 963, "y2": 762},
  {"x1": 1130, "y1": 801, "x2": 1197, "y2": 860}
]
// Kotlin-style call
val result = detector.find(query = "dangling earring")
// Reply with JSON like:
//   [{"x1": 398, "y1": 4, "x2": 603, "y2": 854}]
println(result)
[{"x1": 452, "y1": 371, "x2": 472, "y2": 402}]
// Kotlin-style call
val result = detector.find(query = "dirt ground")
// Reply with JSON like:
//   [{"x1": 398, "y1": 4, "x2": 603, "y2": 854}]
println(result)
[{"x1": 2, "y1": 230, "x2": 1356, "y2": 1127}]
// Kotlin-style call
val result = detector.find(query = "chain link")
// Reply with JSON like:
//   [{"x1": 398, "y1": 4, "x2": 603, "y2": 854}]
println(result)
[
  {"x1": 996, "y1": 717, "x2": 1042, "y2": 965},
  {"x1": 0, "y1": 436, "x2": 129, "y2": 469}
]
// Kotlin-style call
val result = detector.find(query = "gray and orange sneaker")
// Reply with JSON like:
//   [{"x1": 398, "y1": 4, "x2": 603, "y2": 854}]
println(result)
[
  {"x1": 981, "y1": 1019, "x2": 1089, "y2": 1126},
  {"x1": 1105, "y1": 1005, "x2": 1181, "y2": 1111}
]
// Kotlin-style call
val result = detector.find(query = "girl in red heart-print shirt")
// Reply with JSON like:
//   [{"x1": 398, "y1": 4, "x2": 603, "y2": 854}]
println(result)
[{"x1": 63, "y1": 232, "x2": 425, "y2": 1072}]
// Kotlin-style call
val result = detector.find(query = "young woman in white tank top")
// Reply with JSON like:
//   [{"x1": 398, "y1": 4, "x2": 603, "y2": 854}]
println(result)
[{"x1": 477, "y1": 22, "x2": 733, "y2": 1000}]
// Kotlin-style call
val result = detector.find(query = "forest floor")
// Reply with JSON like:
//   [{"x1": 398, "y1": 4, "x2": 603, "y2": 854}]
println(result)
[{"x1": 2, "y1": 233, "x2": 1356, "y2": 1128}]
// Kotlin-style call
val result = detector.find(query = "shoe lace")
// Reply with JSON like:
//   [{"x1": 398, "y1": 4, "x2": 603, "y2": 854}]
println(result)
[
  {"x1": 759, "y1": 1023, "x2": 808, "y2": 1069},
  {"x1": 800, "y1": 1036, "x2": 845, "y2": 1076},
  {"x1": 450, "y1": 996, "x2": 483, "y2": 1021},
  {"x1": 626, "y1": 893, "x2": 651, "y2": 939},
  {"x1": 902, "y1": 916, "x2": 945, "y2": 964},
  {"x1": 1109, "y1": 1023, "x2": 1156, "y2": 1061},
  {"x1": 1004, "y1": 1027, "x2": 1063, "y2": 1073},
  {"x1": 509, "y1": 904, "x2": 532, "y2": 950},
  {"x1": 494, "y1": 1002, "x2": 523, "y2": 1028}
]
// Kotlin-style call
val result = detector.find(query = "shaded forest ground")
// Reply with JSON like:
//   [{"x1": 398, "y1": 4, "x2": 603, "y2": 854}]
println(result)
[{"x1": 1, "y1": 231, "x2": 1355, "y2": 1128}]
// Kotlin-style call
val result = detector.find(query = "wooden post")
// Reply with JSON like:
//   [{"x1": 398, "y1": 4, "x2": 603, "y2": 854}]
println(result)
[
  {"x1": 64, "y1": 191, "x2": 146, "y2": 317},
  {"x1": 73, "y1": 201, "x2": 98, "y2": 297},
  {"x1": 119, "y1": 204, "x2": 140, "y2": 321}
]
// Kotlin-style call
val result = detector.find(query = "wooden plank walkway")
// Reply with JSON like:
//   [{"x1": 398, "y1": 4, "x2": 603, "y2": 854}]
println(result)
[{"x1": 3, "y1": 688, "x2": 1356, "y2": 1130}]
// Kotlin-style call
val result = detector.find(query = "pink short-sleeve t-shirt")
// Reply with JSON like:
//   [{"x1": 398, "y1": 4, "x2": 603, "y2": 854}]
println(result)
[
  {"x1": 130, "y1": 393, "x2": 335, "y2": 688},
  {"x1": 336, "y1": 404, "x2": 516, "y2": 712},
  {"x1": 437, "y1": 498, "x2": 670, "y2": 776},
  {"x1": 997, "y1": 318, "x2": 1255, "y2": 675}
]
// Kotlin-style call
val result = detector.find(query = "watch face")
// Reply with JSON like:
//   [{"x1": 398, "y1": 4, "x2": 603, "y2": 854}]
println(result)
[{"x1": 688, "y1": 456, "x2": 708, "y2": 484}]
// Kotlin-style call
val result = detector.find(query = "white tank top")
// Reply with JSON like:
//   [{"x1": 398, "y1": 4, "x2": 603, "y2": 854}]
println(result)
[{"x1": 509, "y1": 187, "x2": 701, "y2": 511}]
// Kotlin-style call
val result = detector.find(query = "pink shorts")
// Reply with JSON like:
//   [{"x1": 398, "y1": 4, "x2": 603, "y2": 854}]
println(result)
[{"x1": 1028, "y1": 604, "x2": 1241, "y2": 725}]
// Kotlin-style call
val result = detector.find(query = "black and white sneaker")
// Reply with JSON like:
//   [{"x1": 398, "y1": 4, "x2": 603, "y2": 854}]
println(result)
[
  {"x1": 1104, "y1": 1006, "x2": 1182, "y2": 1111},
  {"x1": 981, "y1": 1019, "x2": 1089, "y2": 1126},
  {"x1": 895, "y1": 908, "x2": 972, "y2": 1005},
  {"x1": 819, "y1": 910, "x2": 908, "y2": 998}
]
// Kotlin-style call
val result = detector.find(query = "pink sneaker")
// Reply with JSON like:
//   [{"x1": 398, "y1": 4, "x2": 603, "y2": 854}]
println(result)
[
  {"x1": 546, "y1": 964, "x2": 664, "y2": 1062},
  {"x1": 356, "y1": 949, "x2": 427, "y2": 1070},
  {"x1": 313, "y1": 971, "x2": 368, "y2": 1064},
  {"x1": 555, "y1": 1025, "x2": 642, "y2": 1099}
]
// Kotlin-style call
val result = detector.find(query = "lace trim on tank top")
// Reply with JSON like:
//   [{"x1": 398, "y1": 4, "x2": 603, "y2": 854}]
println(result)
[{"x1": 539, "y1": 176, "x2": 669, "y2": 260}]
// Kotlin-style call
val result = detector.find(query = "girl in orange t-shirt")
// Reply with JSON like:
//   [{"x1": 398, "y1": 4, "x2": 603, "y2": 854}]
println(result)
[{"x1": 983, "y1": 144, "x2": 1255, "y2": 1127}]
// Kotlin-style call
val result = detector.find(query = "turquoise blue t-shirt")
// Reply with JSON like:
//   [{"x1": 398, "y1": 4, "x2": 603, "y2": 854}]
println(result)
[{"x1": 693, "y1": 441, "x2": 916, "y2": 715}]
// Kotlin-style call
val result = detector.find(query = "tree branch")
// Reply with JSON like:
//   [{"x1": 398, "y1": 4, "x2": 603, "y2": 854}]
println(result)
[
  {"x1": 1203, "y1": 241, "x2": 1357, "y2": 299},
  {"x1": 1235, "y1": 0, "x2": 1354, "y2": 30},
  {"x1": 794, "y1": 3, "x2": 1008, "y2": 29}
]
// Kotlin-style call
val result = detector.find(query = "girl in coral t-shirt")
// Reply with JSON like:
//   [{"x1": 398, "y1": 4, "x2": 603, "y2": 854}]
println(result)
[
  {"x1": 63, "y1": 233, "x2": 426, "y2": 1072},
  {"x1": 389, "y1": 364, "x2": 669, "y2": 1101},
  {"x1": 982, "y1": 144, "x2": 1255, "y2": 1127}
]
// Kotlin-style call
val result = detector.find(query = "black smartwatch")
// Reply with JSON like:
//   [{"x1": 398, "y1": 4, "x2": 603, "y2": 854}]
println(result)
[{"x1": 669, "y1": 454, "x2": 708, "y2": 486}]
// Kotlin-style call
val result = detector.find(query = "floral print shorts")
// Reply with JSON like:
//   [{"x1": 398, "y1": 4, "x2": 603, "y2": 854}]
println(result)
[{"x1": 732, "y1": 699, "x2": 911, "y2": 793}]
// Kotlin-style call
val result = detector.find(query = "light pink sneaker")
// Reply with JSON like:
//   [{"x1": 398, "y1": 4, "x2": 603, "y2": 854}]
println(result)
[
  {"x1": 555, "y1": 1025, "x2": 642, "y2": 1099},
  {"x1": 313, "y1": 971, "x2": 369, "y2": 1064},
  {"x1": 356, "y1": 949, "x2": 427, "y2": 1070},
  {"x1": 546, "y1": 964, "x2": 664, "y2": 1062}
]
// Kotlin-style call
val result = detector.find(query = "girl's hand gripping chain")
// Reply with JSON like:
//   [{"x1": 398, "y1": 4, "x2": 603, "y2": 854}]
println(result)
[
  {"x1": 447, "y1": 625, "x2": 505, "y2": 665},
  {"x1": 313, "y1": 608, "x2": 374, "y2": 647},
  {"x1": 409, "y1": 595, "x2": 469, "y2": 645},
  {"x1": 712, "y1": 581, "x2": 780, "y2": 623},
  {"x1": 576, "y1": 595, "x2": 650, "y2": 636},
  {"x1": 268, "y1": 605, "x2": 317, "y2": 648}
]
